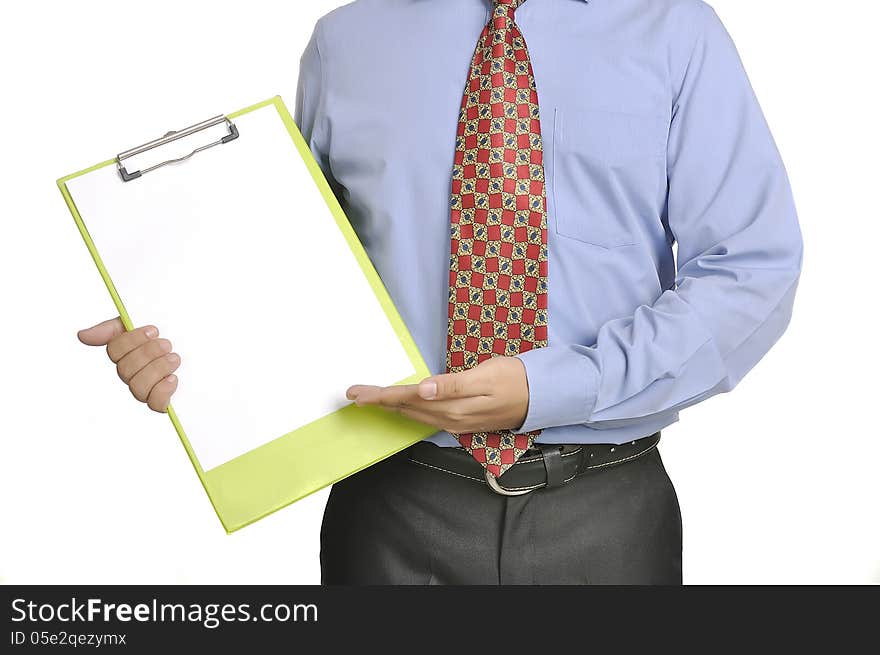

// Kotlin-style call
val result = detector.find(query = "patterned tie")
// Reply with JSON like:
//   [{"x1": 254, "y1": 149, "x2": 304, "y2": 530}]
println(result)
[{"x1": 446, "y1": 0, "x2": 548, "y2": 478}]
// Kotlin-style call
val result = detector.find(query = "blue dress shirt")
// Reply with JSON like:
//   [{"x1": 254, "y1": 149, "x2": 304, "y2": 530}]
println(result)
[{"x1": 293, "y1": 0, "x2": 803, "y2": 447}]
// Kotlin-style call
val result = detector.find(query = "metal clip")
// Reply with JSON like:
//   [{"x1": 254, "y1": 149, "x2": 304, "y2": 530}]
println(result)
[{"x1": 116, "y1": 114, "x2": 239, "y2": 182}]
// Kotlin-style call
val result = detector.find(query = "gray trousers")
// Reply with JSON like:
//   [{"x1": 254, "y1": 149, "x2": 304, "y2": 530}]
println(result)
[{"x1": 320, "y1": 442, "x2": 682, "y2": 585}]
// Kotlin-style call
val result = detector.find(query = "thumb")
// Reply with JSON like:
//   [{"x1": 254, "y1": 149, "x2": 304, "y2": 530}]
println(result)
[
  {"x1": 77, "y1": 317, "x2": 125, "y2": 346},
  {"x1": 418, "y1": 371, "x2": 477, "y2": 401}
]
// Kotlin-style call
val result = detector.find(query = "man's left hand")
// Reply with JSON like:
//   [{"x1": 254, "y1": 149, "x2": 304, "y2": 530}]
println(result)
[{"x1": 346, "y1": 356, "x2": 530, "y2": 434}]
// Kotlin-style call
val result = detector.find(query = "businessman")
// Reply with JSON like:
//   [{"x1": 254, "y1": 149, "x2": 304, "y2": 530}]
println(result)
[{"x1": 78, "y1": 0, "x2": 803, "y2": 584}]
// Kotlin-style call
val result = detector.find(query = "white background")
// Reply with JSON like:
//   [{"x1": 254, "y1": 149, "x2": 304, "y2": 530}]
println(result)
[{"x1": 1, "y1": 0, "x2": 878, "y2": 584}]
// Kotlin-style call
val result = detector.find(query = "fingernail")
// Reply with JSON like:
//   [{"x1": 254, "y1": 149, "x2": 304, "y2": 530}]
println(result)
[
  {"x1": 165, "y1": 374, "x2": 177, "y2": 384},
  {"x1": 419, "y1": 381, "x2": 437, "y2": 400},
  {"x1": 145, "y1": 326, "x2": 158, "y2": 338}
]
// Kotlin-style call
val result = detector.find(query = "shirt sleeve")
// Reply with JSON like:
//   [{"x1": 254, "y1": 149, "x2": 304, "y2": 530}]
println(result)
[
  {"x1": 514, "y1": 3, "x2": 804, "y2": 433},
  {"x1": 293, "y1": 20, "x2": 339, "y2": 193}
]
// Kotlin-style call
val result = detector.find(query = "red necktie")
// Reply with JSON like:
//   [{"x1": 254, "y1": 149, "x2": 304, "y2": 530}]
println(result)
[{"x1": 446, "y1": 0, "x2": 548, "y2": 478}]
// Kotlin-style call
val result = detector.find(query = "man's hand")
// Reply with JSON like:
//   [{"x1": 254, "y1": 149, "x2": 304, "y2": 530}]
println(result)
[
  {"x1": 346, "y1": 356, "x2": 530, "y2": 434},
  {"x1": 77, "y1": 317, "x2": 180, "y2": 413}
]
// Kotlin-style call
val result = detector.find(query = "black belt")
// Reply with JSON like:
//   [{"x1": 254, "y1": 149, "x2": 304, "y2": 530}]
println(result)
[{"x1": 407, "y1": 431, "x2": 661, "y2": 496}]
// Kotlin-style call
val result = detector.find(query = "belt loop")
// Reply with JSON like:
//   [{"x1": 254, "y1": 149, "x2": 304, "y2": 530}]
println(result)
[{"x1": 537, "y1": 444, "x2": 565, "y2": 489}]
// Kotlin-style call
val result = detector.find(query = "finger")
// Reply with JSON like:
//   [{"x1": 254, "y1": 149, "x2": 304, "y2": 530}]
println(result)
[
  {"x1": 393, "y1": 405, "x2": 447, "y2": 429},
  {"x1": 346, "y1": 384, "x2": 380, "y2": 401},
  {"x1": 105, "y1": 325, "x2": 160, "y2": 363},
  {"x1": 77, "y1": 317, "x2": 127, "y2": 346},
  {"x1": 397, "y1": 397, "x2": 498, "y2": 433},
  {"x1": 350, "y1": 382, "x2": 485, "y2": 414},
  {"x1": 349, "y1": 383, "x2": 495, "y2": 429},
  {"x1": 128, "y1": 352, "x2": 181, "y2": 403},
  {"x1": 354, "y1": 391, "x2": 450, "y2": 426},
  {"x1": 417, "y1": 368, "x2": 488, "y2": 401},
  {"x1": 147, "y1": 374, "x2": 178, "y2": 413},
  {"x1": 116, "y1": 338, "x2": 173, "y2": 383},
  {"x1": 351, "y1": 384, "x2": 421, "y2": 408}
]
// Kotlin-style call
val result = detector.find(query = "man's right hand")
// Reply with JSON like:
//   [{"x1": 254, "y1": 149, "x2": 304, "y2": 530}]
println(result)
[{"x1": 77, "y1": 317, "x2": 181, "y2": 413}]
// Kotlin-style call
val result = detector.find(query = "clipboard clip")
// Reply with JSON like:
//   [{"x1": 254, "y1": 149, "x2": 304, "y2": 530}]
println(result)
[{"x1": 116, "y1": 114, "x2": 239, "y2": 182}]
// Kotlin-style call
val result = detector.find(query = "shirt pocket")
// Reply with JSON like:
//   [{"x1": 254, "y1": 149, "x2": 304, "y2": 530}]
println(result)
[{"x1": 551, "y1": 106, "x2": 668, "y2": 249}]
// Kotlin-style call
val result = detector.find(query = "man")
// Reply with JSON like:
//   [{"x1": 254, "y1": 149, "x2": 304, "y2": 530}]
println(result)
[{"x1": 78, "y1": 0, "x2": 802, "y2": 584}]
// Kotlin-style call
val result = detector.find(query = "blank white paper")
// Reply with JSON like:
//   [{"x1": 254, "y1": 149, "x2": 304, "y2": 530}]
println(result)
[{"x1": 66, "y1": 104, "x2": 416, "y2": 471}]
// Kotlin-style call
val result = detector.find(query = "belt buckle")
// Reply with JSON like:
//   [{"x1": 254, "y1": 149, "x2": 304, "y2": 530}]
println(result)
[{"x1": 484, "y1": 469, "x2": 534, "y2": 496}]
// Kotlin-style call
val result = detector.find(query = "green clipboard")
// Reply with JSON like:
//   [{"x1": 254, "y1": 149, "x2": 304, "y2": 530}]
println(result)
[{"x1": 57, "y1": 96, "x2": 436, "y2": 533}]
